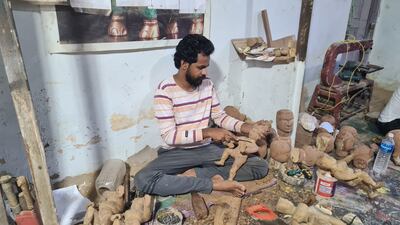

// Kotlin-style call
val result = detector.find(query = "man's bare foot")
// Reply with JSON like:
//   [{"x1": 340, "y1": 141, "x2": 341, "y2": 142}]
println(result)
[
  {"x1": 213, "y1": 180, "x2": 246, "y2": 197},
  {"x1": 212, "y1": 174, "x2": 224, "y2": 182}
]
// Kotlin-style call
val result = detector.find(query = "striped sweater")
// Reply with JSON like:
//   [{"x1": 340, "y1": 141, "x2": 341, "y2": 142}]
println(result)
[{"x1": 154, "y1": 77, "x2": 244, "y2": 149}]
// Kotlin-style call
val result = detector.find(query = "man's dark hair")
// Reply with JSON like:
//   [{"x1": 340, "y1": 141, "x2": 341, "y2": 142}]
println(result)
[{"x1": 174, "y1": 34, "x2": 215, "y2": 69}]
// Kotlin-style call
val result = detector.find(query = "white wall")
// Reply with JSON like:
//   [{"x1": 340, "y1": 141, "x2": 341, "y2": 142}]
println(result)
[
  {"x1": 0, "y1": 0, "x2": 305, "y2": 181},
  {"x1": 302, "y1": 0, "x2": 352, "y2": 106},
  {"x1": 368, "y1": 0, "x2": 400, "y2": 91}
]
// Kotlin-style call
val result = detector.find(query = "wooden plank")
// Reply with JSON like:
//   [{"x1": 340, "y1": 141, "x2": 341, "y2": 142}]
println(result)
[
  {"x1": 0, "y1": 190, "x2": 10, "y2": 225},
  {"x1": 261, "y1": 9, "x2": 273, "y2": 48},
  {"x1": 0, "y1": 1, "x2": 59, "y2": 225},
  {"x1": 296, "y1": 0, "x2": 313, "y2": 61}
]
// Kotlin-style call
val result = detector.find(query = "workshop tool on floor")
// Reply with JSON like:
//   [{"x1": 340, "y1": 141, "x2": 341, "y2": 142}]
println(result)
[
  {"x1": 0, "y1": 175, "x2": 21, "y2": 215},
  {"x1": 307, "y1": 40, "x2": 384, "y2": 122},
  {"x1": 246, "y1": 204, "x2": 277, "y2": 221},
  {"x1": 242, "y1": 178, "x2": 277, "y2": 198}
]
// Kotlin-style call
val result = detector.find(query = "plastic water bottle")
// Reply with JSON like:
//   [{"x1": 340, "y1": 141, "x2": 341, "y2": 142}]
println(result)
[{"x1": 372, "y1": 132, "x2": 395, "y2": 176}]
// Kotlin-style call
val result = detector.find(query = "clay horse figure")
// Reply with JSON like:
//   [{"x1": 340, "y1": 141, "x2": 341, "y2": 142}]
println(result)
[{"x1": 215, "y1": 137, "x2": 259, "y2": 181}]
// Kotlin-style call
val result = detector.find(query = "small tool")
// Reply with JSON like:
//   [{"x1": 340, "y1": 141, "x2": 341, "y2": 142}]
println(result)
[{"x1": 242, "y1": 178, "x2": 277, "y2": 198}]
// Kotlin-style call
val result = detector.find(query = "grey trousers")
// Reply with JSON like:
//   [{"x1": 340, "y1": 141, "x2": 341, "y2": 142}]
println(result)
[{"x1": 134, "y1": 143, "x2": 268, "y2": 196}]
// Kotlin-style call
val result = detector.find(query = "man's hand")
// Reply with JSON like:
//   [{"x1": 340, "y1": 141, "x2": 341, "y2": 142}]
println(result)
[
  {"x1": 203, "y1": 128, "x2": 238, "y2": 142},
  {"x1": 248, "y1": 120, "x2": 273, "y2": 141}
]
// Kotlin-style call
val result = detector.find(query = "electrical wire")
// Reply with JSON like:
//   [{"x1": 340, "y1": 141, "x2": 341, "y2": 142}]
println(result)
[{"x1": 312, "y1": 34, "x2": 366, "y2": 112}]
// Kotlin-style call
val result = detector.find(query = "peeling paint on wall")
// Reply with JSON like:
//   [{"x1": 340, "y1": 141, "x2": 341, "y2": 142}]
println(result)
[
  {"x1": 110, "y1": 110, "x2": 155, "y2": 131},
  {"x1": 110, "y1": 114, "x2": 135, "y2": 131},
  {"x1": 73, "y1": 135, "x2": 101, "y2": 149},
  {"x1": 65, "y1": 135, "x2": 76, "y2": 143},
  {"x1": 130, "y1": 135, "x2": 143, "y2": 143}
]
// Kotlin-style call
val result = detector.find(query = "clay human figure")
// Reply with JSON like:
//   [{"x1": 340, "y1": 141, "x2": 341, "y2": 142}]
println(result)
[
  {"x1": 335, "y1": 126, "x2": 358, "y2": 158},
  {"x1": 390, "y1": 130, "x2": 400, "y2": 165},
  {"x1": 213, "y1": 195, "x2": 242, "y2": 225},
  {"x1": 291, "y1": 146, "x2": 324, "y2": 167},
  {"x1": 223, "y1": 105, "x2": 273, "y2": 158},
  {"x1": 124, "y1": 194, "x2": 154, "y2": 225},
  {"x1": 270, "y1": 138, "x2": 292, "y2": 163},
  {"x1": 350, "y1": 143, "x2": 377, "y2": 169},
  {"x1": 316, "y1": 132, "x2": 334, "y2": 153},
  {"x1": 83, "y1": 202, "x2": 96, "y2": 225},
  {"x1": 275, "y1": 197, "x2": 345, "y2": 225},
  {"x1": 99, "y1": 185, "x2": 125, "y2": 225},
  {"x1": 268, "y1": 109, "x2": 294, "y2": 163},
  {"x1": 215, "y1": 137, "x2": 259, "y2": 181},
  {"x1": 82, "y1": 187, "x2": 125, "y2": 225},
  {"x1": 276, "y1": 109, "x2": 294, "y2": 138},
  {"x1": 291, "y1": 148, "x2": 382, "y2": 198}
]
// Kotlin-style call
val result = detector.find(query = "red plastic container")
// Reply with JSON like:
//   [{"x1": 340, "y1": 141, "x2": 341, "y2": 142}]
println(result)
[{"x1": 15, "y1": 210, "x2": 41, "y2": 225}]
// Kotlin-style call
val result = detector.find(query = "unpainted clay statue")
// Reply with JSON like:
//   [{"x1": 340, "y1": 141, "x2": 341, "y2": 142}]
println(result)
[
  {"x1": 316, "y1": 154, "x2": 382, "y2": 198},
  {"x1": 275, "y1": 197, "x2": 345, "y2": 225},
  {"x1": 213, "y1": 195, "x2": 242, "y2": 225},
  {"x1": 316, "y1": 132, "x2": 334, "y2": 153},
  {"x1": 223, "y1": 106, "x2": 273, "y2": 158},
  {"x1": 250, "y1": 120, "x2": 274, "y2": 159},
  {"x1": 351, "y1": 143, "x2": 377, "y2": 169},
  {"x1": 83, "y1": 203, "x2": 96, "y2": 225},
  {"x1": 276, "y1": 109, "x2": 294, "y2": 138},
  {"x1": 390, "y1": 130, "x2": 400, "y2": 165},
  {"x1": 291, "y1": 148, "x2": 382, "y2": 198},
  {"x1": 335, "y1": 126, "x2": 358, "y2": 158},
  {"x1": 111, "y1": 214, "x2": 124, "y2": 225},
  {"x1": 99, "y1": 185, "x2": 125, "y2": 225},
  {"x1": 291, "y1": 146, "x2": 324, "y2": 167},
  {"x1": 215, "y1": 137, "x2": 259, "y2": 180},
  {"x1": 124, "y1": 195, "x2": 154, "y2": 225},
  {"x1": 270, "y1": 138, "x2": 292, "y2": 163}
]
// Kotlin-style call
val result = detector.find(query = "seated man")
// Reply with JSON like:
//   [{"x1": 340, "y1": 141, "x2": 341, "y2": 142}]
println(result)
[
  {"x1": 377, "y1": 86, "x2": 400, "y2": 134},
  {"x1": 134, "y1": 34, "x2": 269, "y2": 197}
]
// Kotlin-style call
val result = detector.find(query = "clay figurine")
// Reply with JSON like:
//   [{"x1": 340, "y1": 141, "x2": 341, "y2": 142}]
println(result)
[
  {"x1": 223, "y1": 106, "x2": 273, "y2": 158},
  {"x1": 316, "y1": 132, "x2": 335, "y2": 153},
  {"x1": 275, "y1": 197, "x2": 345, "y2": 225},
  {"x1": 213, "y1": 195, "x2": 242, "y2": 225},
  {"x1": 291, "y1": 146, "x2": 324, "y2": 167},
  {"x1": 276, "y1": 109, "x2": 294, "y2": 138},
  {"x1": 390, "y1": 130, "x2": 400, "y2": 165},
  {"x1": 291, "y1": 148, "x2": 382, "y2": 198},
  {"x1": 335, "y1": 126, "x2": 358, "y2": 158},
  {"x1": 99, "y1": 185, "x2": 125, "y2": 225},
  {"x1": 124, "y1": 194, "x2": 154, "y2": 225},
  {"x1": 215, "y1": 137, "x2": 259, "y2": 180},
  {"x1": 351, "y1": 143, "x2": 377, "y2": 169},
  {"x1": 270, "y1": 138, "x2": 292, "y2": 163}
]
